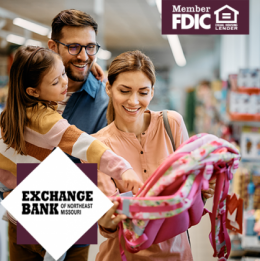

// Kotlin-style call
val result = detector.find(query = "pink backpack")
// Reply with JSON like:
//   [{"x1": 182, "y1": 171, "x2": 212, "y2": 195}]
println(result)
[{"x1": 109, "y1": 133, "x2": 240, "y2": 261}]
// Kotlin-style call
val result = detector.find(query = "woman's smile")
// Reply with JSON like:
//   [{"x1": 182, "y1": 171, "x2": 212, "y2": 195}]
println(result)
[{"x1": 122, "y1": 106, "x2": 141, "y2": 114}]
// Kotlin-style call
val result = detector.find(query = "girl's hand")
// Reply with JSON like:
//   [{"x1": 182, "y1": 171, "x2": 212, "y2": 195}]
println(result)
[
  {"x1": 201, "y1": 178, "x2": 216, "y2": 199},
  {"x1": 98, "y1": 201, "x2": 127, "y2": 232},
  {"x1": 121, "y1": 169, "x2": 143, "y2": 194},
  {"x1": 91, "y1": 62, "x2": 105, "y2": 82},
  {"x1": 3, "y1": 191, "x2": 11, "y2": 198}
]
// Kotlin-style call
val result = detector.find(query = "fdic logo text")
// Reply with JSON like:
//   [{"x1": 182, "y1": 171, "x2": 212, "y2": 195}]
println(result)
[{"x1": 172, "y1": 5, "x2": 211, "y2": 30}]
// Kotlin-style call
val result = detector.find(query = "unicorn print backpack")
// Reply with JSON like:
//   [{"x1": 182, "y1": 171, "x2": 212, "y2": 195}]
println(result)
[{"x1": 110, "y1": 133, "x2": 241, "y2": 261}]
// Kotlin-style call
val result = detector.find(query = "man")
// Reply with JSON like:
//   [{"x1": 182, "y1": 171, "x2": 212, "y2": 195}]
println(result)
[
  {"x1": 48, "y1": 9, "x2": 108, "y2": 164},
  {"x1": 47, "y1": 9, "x2": 109, "y2": 260}
]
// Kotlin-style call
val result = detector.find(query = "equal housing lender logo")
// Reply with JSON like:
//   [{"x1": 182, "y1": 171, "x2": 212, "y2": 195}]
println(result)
[
  {"x1": 162, "y1": 0, "x2": 249, "y2": 35},
  {"x1": 1, "y1": 148, "x2": 113, "y2": 260}
]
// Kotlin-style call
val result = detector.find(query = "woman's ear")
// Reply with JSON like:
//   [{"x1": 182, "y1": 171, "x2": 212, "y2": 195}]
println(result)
[
  {"x1": 150, "y1": 86, "x2": 154, "y2": 101},
  {"x1": 26, "y1": 87, "x2": 40, "y2": 98},
  {"x1": 106, "y1": 81, "x2": 112, "y2": 97}
]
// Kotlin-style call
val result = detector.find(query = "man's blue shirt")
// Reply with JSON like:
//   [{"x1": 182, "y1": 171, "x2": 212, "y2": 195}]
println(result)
[
  {"x1": 62, "y1": 72, "x2": 109, "y2": 163},
  {"x1": 63, "y1": 72, "x2": 108, "y2": 248}
]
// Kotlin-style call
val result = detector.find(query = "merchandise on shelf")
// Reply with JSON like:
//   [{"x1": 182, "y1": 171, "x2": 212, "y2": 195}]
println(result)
[
  {"x1": 232, "y1": 167, "x2": 249, "y2": 209},
  {"x1": 228, "y1": 70, "x2": 260, "y2": 122},
  {"x1": 237, "y1": 69, "x2": 260, "y2": 89},
  {"x1": 253, "y1": 173, "x2": 260, "y2": 210},
  {"x1": 229, "y1": 92, "x2": 260, "y2": 115},
  {"x1": 229, "y1": 91, "x2": 260, "y2": 121},
  {"x1": 240, "y1": 127, "x2": 260, "y2": 160}
]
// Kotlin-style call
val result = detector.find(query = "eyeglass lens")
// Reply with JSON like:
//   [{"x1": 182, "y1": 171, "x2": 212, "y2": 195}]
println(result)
[{"x1": 69, "y1": 44, "x2": 98, "y2": 55}]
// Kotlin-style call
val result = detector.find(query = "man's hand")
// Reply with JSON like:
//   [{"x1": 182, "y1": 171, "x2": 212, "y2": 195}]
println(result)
[
  {"x1": 91, "y1": 62, "x2": 105, "y2": 82},
  {"x1": 122, "y1": 169, "x2": 143, "y2": 194},
  {"x1": 98, "y1": 201, "x2": 127, "y2": 232},
  {"x1": 201, "y1": 178, "x2": 216, "y2": 199}
]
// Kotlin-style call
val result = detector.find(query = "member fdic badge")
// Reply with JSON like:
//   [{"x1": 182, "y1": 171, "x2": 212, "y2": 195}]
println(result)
[
  {"x1": 1, "y1": 148, "x2": 113, "y2": 260},
  {"x1": 162, "y1": 0, "x2": 249, "y2": 35}
]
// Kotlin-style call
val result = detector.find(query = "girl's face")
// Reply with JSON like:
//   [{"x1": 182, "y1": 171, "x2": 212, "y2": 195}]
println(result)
[
  {"x1": 107, "y1": 71, "x2": 154, "y2": 125},
  {"x1": 30, "y1": 57, "x2": 68, "y2": 102}
]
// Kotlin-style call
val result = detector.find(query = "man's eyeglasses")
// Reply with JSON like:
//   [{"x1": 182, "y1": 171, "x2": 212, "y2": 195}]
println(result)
[{"x1": 54, "y1": 40, "x2": 100, "y2": 56}]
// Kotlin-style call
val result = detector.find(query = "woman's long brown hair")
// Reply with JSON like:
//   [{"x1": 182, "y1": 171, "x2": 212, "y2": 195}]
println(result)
[
  {"x1": 0, "y1": 46, "x2": 59, "y2": 155},
  {"x1": 106, "y1": 50, "x2": 156, "y2": 124}
]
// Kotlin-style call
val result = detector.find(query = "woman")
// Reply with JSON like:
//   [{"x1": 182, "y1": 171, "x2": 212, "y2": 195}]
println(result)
[{"x1": 94, "y1": 50, "x2": 215, "y2": 261}]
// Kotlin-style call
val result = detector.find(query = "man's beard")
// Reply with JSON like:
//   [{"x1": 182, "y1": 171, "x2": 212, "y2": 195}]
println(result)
[{"x1": 65, "y1": 60, "x2": 93, "y2": 82}]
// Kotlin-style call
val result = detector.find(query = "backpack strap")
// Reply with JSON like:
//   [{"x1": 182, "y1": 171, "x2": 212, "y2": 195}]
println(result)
[
  {"x1": 162, "y1": 110, "x2": 191, "y2": 247},
  {"x1": 162, "y1": 110, "x2": 176, "y2": 151},
  {"x1": 209, "y1": 166, "x2": 230, "y2": 260}
]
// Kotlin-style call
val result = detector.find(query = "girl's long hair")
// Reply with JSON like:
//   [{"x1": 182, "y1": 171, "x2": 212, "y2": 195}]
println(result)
[
  {"x1": 0, "y1": 46, "x2": 58, "y2": 155},
  {"x1": 106, "y1": 50, "x2": 156, "y2": 124}
]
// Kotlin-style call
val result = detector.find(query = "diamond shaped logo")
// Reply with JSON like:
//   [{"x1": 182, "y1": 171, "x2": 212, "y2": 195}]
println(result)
[{"x1": 1, "y1": 148, "x2": 113, "y2": 260}]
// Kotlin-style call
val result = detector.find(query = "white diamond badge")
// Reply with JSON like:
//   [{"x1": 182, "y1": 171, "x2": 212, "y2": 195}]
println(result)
[{"x1": 1, "y1": 148, "x2": 113, "y2": 260}]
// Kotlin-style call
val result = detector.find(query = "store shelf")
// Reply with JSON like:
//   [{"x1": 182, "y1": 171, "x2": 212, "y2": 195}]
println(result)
[
  {"x1": 242, "y1": 257, "x2": 260, "y2": 261},
  {"x1": 241, "y1": 235, "x2": 260, "y2": 252},
  {"x1": 237, "y1": 87, "x2": 260, "y2": 95},
  {"x1": 229, "y1": 113, "x2": 260, "y2": 123},
  {"x1": 230, "y1": 249, "x2": 246, "y2": 257},
  {"x1": 230, "y1": 121, "x2": 260, "y2": 127}
]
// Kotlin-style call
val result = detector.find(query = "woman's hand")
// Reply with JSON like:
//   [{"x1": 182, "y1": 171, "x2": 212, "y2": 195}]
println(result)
[
  {"x1": 91, "y1": 62, "x2": 105, "y2": 82},
  {"x1": 122, "y1": 169, "x2": 143, "y2": 194},
  {"x1": 201, "y1": 178, "x2": 216, "y2": 199},
  {"x1": 98, "y1": 201, "x2": 127, "y2": 232}
]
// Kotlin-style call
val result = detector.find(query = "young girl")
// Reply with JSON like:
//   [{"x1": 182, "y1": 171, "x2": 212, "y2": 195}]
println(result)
[{"x1": 0, "y1": 46, "x2": 143, "y2": 261}]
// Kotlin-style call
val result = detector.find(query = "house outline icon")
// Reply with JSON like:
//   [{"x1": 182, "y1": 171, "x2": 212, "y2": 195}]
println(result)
[{"x1": 214, "y1": 5, "x2": 239, "y2": 24}]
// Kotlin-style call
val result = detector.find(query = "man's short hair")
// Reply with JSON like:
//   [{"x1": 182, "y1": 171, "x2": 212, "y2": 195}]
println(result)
[{"x1": 51, "y1": 9, "x2": 98, "y2": 40}]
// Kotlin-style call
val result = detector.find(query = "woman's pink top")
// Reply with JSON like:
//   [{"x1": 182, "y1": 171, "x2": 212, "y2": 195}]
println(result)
[{"x1": 93, "y1": 110, "x2": 193, "y2": 261}]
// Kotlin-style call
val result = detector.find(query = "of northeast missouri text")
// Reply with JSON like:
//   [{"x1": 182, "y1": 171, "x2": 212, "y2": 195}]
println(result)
[{"x1": 21, "y1": 191, "x2": 93, "y2": 215}]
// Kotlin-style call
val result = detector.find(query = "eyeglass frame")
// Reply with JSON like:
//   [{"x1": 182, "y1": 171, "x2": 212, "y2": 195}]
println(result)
[{"x1": 54, "y1": 40, "x2": 101, "y2": 56}]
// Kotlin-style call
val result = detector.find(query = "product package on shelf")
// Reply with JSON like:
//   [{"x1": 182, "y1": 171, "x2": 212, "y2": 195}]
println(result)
[
  {"x1": 238, "y1": 69, "x2": 260, "y2": 89},
  {"x1": 228, "y1": 70, "x2": 260, "y2": 122},
  {"x1": 232, "y1": 167, "x2": 249, "y2": 210},
  {"x1": 252, "y1": 173, "x2": 260, "y2": 210},
  {"x1": 231, "y1": 91, "x2": 260, "y2": 110},
  {"x1": 240, "y1": 127, "x2": 260, "y2": 160}
]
